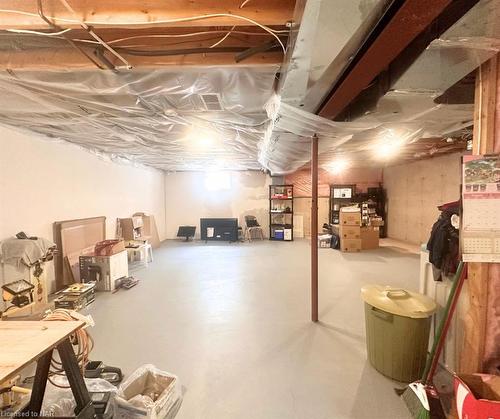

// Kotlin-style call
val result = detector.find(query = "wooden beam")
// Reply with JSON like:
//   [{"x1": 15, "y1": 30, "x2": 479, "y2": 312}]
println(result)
[
  {"x1": 460, "y1": 55, "x2": 499, "y2": 374},
  {"x1": 311, "y1": 133, "x2": 319, "y2": 322},
  {"x1": 65, "y1": 26, "x2": 278, "y2": 48},
  {"x1": 472, "y1": 56, "x2": 498, "y2": 155},
  {"x1": 0, "y1": 48, "x2": 283, "y2": 69},
  {"x1": 318, "y1": 0, "x2": 452, "y2": 119},
  {"x1": 0, "y1": 0, "x2": 295, "y2": 29}
]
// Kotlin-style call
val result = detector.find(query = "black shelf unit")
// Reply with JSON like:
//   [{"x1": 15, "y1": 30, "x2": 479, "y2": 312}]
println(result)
[
  {"x1": 269, "y1": 185, "x2": 293, "y2": 241},
  {"x1": 329, "y1": 184, "x2": 387, "y2": 237},
  {"x1": 360, "y1": 186, "x2": 387, "y2": 238},
  {"x1": 329, "y1": 184, "x2": 356, "y2": 225}
]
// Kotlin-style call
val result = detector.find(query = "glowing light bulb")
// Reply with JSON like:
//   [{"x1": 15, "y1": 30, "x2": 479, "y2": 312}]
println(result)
[
  {"x1": 375, "y1": 131, "x2": 405, "y2": 160},
  {"x1": 327, "y1": 158, "x2": 350, "y2": 174}
]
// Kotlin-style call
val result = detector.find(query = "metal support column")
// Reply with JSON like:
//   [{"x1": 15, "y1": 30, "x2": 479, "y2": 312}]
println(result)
[{"x1": 311, "y1": 134, "x2": 319, "y2": 322}]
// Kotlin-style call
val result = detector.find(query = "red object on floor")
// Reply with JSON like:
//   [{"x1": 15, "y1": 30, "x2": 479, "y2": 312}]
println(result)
[{"x1": 454, "y1": 374, "x2": 500, "y2": 419}]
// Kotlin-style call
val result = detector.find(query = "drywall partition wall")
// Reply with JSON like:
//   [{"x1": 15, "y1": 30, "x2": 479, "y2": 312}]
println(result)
[
  {"x1": 383, "y1": 152, "x2": 463, "y2": 245},
  {"x1": 164, "y1": 171, "x2": 271, "y2": 239},
  {"x1": 0, "y1": 126, "x2": 166, "y2": 242}
]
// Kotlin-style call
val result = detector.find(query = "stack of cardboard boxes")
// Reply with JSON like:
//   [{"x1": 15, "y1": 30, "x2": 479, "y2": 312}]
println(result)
[
  {"x1": 339, "y1": 208, "x2": 362, "y2": 252},
  {"x1": 338, "y1": 208, "x2": 381, "y2": 252}
]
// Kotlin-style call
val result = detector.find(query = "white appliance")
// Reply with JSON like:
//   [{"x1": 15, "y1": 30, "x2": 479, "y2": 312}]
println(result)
[
  {"x1": 79, "y1": 251, "x2": 128, "y2": 292},
  {"x1": 419, "y1": 246, "x2": 466, "y2": 372}
]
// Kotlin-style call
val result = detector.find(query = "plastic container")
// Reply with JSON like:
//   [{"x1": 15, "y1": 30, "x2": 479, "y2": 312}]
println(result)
[
  {"x1": 115, "y1": 364, "x2": 182, "y2": 419},
  {"x1": 361, "y1": 285, "x2": 437, "y2": 383}
]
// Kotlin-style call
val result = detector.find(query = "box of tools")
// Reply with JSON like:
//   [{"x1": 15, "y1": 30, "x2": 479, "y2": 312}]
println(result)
[{"x1": 54, "y1": 282, "x2": 96, "y2": 311}]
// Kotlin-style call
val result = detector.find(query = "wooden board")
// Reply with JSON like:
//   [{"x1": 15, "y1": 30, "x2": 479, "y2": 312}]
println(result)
[
  {"x1": 53, "y1": 216, "x2": 106, "y2": 290},
  {"x1": 459, "y1": 55, "x2": 499, "y2": 374},
  {"x1": 0, "y1": 320, "x2": 84, "y2": 383},
  {"x1": 0, "y1": 0, "x2": 295, "y2": 29}
]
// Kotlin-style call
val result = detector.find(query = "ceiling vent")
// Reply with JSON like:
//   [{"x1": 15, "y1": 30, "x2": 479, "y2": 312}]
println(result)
[{"x1": 200, "y1": 93, "x2": 223, "y2": 111}]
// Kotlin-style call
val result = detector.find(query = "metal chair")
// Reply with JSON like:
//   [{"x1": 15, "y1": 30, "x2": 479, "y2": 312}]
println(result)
[{"x1": 244, "y1": 215, "x2": 264, "y2": 241}]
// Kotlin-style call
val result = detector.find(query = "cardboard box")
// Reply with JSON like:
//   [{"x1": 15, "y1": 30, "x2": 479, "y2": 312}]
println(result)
[
  {"x1": 361, "y1": 227, "x2": 379, "y2": 250},
  {"x1": 94, "y1": 239, "x2": 125, "y2": 256},
  {"x1": 341, "y1": 238, "x2": 361, "y2": 252},
  {"x1": 455, "y1": 374, "x2": 500, "y2": 419},
  {"x1": 116, "y1": 364, "x2": 182, "y2": 419},
  {"x1": 339, "y1": 225, "x2": 361, "y2": 239},
  {"x1": 132, "y1": 216, "x2": 144, "y2": 228},
  {"x1": 370, "y1": 218, "x2": 385, "y2": 227},
  {"x1": 339, "y1": 210, "x2": 361, "y2": 226}
]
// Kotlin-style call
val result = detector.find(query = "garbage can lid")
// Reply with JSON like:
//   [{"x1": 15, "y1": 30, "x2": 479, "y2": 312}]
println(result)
[{"x1": 361, "y1": 285, "x2": 437, "y2": 318}]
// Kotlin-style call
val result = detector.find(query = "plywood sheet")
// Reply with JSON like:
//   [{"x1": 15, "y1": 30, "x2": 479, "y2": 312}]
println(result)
[
  {"x1": 383, "y1": 153, "x2": 462, "y2": 245},
  {"x1": 53, "y1": 216, "x2": 105, "y2": 289}
]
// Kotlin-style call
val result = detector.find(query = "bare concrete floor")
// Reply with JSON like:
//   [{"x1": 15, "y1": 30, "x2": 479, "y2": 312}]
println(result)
[{"x1": 87, "y1": 239, "x2": 419, "y2": 419}]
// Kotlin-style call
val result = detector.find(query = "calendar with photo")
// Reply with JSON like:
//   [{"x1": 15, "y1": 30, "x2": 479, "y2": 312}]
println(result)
[{"x1": 462, "y1": 154, "x2": 500, "y2": 262}]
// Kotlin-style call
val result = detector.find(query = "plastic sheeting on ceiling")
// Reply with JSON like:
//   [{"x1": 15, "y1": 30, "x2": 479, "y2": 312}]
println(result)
[
  {"x1": 259, "y1": 0, "x2": 499, "y2": 175},
  {"x1": 0, "y1": 66, "x2": 279, "y2": 171}
]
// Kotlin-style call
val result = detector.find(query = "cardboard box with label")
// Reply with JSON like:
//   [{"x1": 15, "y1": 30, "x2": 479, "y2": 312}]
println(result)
[
  {"x1": 370, "y1": 218, "x2": 385, "y2": 227},
  {"x1": 341, "y1": 238, "x2": 361, "y2": 252},
  {"x1": 339, "y1": 208, "x2": 361, "y2": 226},
  {"x1": 340, "y1": 225, "x2": 361, "y2": 239}
]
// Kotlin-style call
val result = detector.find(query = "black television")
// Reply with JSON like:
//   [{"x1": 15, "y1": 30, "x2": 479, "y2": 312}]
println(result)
[{"x1": 200, "y1": 218, "x2": 238, "y2": 242}]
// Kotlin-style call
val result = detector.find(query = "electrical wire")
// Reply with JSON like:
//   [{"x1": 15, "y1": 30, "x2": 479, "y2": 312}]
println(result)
[
  {"x1": 36, "y1": 0, "x2": 105, "y2": 70},
  {"x1": 209, "y1": 25, "x2": 235, "y2": 48},
  {"x1": 103, "y1": 30, "x2": 277, "y2": 45},
  {"x1": 0, "y1": 8, "x2": 288, "y2": 51},
  {"x1": 42, "y1": 309, "x2": 94, "y2": 389},
  {"x1": 6, "y1": 27, "x2": 71, "y2": 36},
  {"x1": 58, "y1": 0, "x2": 132, "y2": 68},
  {"x1": 240, "y1": 0, "x2": 253, "y2": 7}
]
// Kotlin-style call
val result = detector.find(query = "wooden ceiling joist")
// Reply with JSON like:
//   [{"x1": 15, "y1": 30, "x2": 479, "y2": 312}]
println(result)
[
  {"x1": 0, "y1": 48, "x2": 283, "y2": 69},
  {"x1": 0, "y1": 1, "x2": 293, "y2": 69},
  {"x1": 0, "y1": 0, "x2": 295, "y2": 30}
]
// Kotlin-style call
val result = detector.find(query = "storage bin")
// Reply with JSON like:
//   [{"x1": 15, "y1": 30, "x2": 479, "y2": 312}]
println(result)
[
  {"x1": 115, "y1": 364, "x2": 181, "y2": 419},
  {"x1": 361, "y1": 285, "x2": 437, "y2": 383}
]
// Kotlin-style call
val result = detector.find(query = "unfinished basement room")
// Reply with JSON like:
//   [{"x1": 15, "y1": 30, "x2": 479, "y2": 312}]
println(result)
[{"x1": 0, "y1": 1, "x2": 499, "y2": 418}]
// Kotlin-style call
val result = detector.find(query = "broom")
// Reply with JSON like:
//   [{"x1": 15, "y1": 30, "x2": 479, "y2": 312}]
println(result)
[{"x1": 398, "y1": 261, "x2": 467, "y2": 419}]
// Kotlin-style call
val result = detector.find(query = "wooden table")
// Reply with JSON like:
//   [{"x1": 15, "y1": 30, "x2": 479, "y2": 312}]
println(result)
[{"x1": 0, "y1": 321, "x2": 95, "y2": 417}]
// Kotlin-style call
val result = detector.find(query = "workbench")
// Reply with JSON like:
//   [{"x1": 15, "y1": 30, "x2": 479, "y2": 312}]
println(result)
[{"x1": 0, "y1": 320, "x2": 95, "y2": 417}]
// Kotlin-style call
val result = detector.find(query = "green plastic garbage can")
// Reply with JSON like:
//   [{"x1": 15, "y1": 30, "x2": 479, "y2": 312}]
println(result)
[{"x1": 361, "y1": 285, "x2": 437, "y2": 383}]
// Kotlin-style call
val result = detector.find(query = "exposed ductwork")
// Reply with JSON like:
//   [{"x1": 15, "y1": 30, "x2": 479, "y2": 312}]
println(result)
[{"x1": 260, "y1": 0, "x2": 499, "y2": 174}]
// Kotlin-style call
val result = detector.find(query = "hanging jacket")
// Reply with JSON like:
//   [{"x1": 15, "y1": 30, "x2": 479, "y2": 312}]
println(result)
[{"x1": 427, "y1": 203, "x2": 460, "y2": 280}]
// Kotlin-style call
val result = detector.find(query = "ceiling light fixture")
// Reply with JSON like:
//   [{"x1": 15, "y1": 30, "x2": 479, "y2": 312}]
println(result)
[
  {"x1": 375, "y1": 130, "x2": 405, "y2": 160},
  {"x1": 186, "y1": 127, "x2": 217, "y2": 150},
  {"x1": 326, "y1": 158, "x2": 350, "y2": 174}
]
